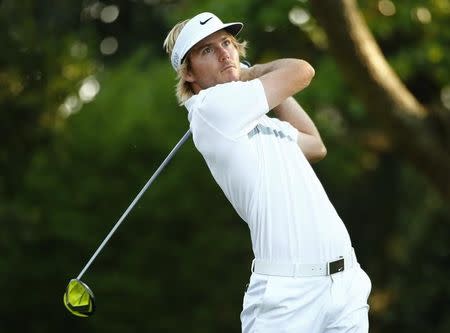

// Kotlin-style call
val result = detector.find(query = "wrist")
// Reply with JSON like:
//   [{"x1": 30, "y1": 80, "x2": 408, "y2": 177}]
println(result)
[
  {"x1": 239, "y1": 67, "x2": 251, "y2": 81},
  {"x1": 239, "y1": 61, "x2": 256, "y2": 81}
]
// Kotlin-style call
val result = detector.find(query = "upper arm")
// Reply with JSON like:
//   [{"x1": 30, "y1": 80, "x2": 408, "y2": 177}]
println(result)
[
  {"x1": 197, "y1": 80, "x2": 270, "y2": 138},
  {"x1": 259, "y1": 60, "x2": 315, "y2": 110}
]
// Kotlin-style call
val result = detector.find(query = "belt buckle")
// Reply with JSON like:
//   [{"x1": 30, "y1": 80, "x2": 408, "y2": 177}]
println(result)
[{"x1": 328, "y1": 257, "x2": 345, "y2": 275}]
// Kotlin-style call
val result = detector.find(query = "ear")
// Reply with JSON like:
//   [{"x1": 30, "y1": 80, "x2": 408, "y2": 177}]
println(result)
[{"x1": 181, "y1": 68, "x2": 196, "y2": 83}]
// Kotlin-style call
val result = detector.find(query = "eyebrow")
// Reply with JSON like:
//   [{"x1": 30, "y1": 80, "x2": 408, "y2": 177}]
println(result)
[{"x1": 193, "y1": 35, "x2": 231, "y2": 52}]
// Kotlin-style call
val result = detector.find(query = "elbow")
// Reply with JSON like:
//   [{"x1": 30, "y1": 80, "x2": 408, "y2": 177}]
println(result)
[
  {"x1": 302, "y1": 60, "x2": 315, "y2": 80},
  {"x1": 319, "y1": 143, "x2": 327, "y2": 159},
  {"x1": 309, "y1": 143, "x2": 327, "y2": 163},
  {"x1": 296, "y1": 60, "x2": 315, "y2": 89}
]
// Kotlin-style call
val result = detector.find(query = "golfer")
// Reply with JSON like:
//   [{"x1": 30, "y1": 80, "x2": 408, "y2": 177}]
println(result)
[{"x1": 164, "y1": 12, "x2": 371, "y2": 333}]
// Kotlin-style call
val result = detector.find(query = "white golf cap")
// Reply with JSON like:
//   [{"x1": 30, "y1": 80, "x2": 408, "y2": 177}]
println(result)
[{"x1": 171, "y1": 12, "x2": 243, "y2": 71}]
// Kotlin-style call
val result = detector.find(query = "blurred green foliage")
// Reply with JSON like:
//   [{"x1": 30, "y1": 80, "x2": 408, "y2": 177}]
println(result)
[{"x1": 0, "y1": 0, "x2": 449, "y2": 332}]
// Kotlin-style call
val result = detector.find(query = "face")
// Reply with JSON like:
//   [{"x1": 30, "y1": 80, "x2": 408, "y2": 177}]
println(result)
[{"x1": 183, "y1": 30, "x2": 240, "y2": 93}]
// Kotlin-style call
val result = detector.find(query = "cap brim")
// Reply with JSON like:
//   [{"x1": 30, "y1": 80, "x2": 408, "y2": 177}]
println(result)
[{"x1": 223, "y1": 22, "x2": 243, "y2": 36}]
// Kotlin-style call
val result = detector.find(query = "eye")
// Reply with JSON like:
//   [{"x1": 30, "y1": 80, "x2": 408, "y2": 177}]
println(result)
[
  {"x1": 223, "y1": 39, "x2": 231, "y2": 47},
  {"x1": 202, "y1": 47, "x2": 212, "y2": 55}
]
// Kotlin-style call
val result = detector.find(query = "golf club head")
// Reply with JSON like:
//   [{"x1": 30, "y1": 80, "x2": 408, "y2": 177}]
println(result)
[{"x1": 63, "y1": 279, "x2": 96, "y2": 317}]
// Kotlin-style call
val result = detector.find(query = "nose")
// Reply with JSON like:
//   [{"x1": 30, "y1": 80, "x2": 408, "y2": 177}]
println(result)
[{"x1": 217, "y1": 46, "x2": 230, "y2": 62}]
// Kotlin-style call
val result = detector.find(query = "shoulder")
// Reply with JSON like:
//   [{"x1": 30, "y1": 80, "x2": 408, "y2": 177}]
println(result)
[
  {"x1": 185, "y1": 79, "x2": 270, "y2": 139},
  {"x1": 202, "y1": 79, "x2": 266, "y2": 112},
  {"x1": 208, "y1": 79, "x2": 264, "y2": 97},
  {"x1": 185, "y1": 80, "x2": 264, "y2": 114}
]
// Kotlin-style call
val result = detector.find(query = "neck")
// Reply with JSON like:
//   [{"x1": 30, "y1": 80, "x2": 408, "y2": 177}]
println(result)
[{"x1": 191, "y1": 82, "x2": 202, "y2": 95}]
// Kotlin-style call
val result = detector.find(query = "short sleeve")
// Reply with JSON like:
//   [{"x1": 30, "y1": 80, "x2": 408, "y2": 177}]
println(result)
[{"x1": 195, "y1": 79, "x2": 270, "y2": 139}]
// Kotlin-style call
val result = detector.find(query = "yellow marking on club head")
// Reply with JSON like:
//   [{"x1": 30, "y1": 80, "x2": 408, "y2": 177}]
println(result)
[{"x1": 63, "y1": 279, "x2": 95, "y2": 317}]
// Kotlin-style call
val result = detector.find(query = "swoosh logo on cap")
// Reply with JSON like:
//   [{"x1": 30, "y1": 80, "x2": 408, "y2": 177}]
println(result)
[{"x1": 200, "y1": 17, "x2": 213, "y2": 25}]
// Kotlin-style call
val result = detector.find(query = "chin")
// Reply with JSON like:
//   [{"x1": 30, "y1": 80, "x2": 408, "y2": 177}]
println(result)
[{"x1": 223, "y1": 71, "x2": 240, "y2": 82}]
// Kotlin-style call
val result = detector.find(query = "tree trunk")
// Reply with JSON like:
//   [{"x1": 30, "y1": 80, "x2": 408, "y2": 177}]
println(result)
[{"x1": 310, "y1": 0, "x2": 450, "y2": 201}]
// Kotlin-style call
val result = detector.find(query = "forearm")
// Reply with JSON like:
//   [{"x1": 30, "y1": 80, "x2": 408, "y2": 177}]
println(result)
[
  {"x1": 273, "y1": 97, "x2": 320, "y2": 138},
  {"x1": 241, "y1": 59, "x2": 319, "y2": 138},
  {"x1": 274, "y1": 97, "x2": 327, "y2": 163},
  {"x1": 240, "y1": 59, "x2": 314, "y2": 82}
]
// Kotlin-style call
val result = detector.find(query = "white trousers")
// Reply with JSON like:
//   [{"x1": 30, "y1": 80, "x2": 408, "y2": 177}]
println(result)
[{"x1": 241, "y1": 263, "x2": 371, "y2": 333}]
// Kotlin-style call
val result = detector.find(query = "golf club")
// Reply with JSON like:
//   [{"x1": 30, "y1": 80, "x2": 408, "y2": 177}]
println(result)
[{"x1": 64, "y1": 129, "x2": 191, "y2": 317}]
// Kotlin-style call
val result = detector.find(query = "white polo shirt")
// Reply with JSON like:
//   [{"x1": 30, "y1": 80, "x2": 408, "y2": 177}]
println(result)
[{"x1": 184, "y1": 79, "x2": 352, "y2": 263}]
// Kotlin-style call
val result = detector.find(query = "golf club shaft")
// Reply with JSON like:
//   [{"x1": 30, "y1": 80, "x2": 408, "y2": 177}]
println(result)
[{"x1": 76, "y1": 129, "x2": 192, "y2": 280}]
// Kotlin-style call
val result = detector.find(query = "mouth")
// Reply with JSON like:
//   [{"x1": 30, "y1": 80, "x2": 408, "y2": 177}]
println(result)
[{"x1": 221, "y1": 64, "x2": 236, "y2": 72}]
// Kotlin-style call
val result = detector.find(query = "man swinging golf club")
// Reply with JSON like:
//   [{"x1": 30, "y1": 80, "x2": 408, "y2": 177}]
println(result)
[{"x1": 164, "y1": 12, "x2": 372, "y2": 333}]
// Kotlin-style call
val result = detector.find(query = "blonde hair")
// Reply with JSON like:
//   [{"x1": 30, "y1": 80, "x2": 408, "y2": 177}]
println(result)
[{"x1": 163, "y1": 19, "x2": 247, "y2": 105}]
